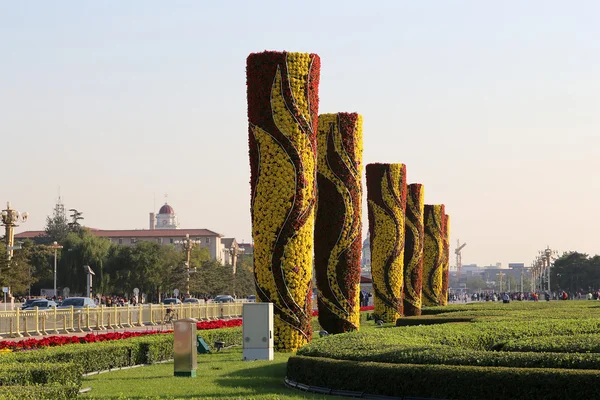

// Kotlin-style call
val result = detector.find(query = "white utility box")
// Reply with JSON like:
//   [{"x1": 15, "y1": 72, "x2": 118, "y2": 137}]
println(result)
[{"x1": 242, "y1": 302, "x2": 274, "y2": 361}]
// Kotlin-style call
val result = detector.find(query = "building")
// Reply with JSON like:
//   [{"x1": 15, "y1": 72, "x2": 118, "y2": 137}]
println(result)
[
  {"x1": 238, "y1": 242, "x2": 253, "y2": 256},
  {"x1": 15, "y1": 201, "x2": 229, "y2": 263}
]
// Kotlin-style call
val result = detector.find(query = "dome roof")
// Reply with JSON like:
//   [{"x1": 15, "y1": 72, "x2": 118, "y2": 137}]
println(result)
[{"x1": 158, "y1": 203, "x2": 175, "y2": 215}]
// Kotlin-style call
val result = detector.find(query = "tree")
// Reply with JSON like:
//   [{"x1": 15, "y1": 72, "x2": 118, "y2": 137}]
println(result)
[
  {"x1": 44, "y1": 198, "x2": 69, "y2": 244},
  {"x1": 68, "y1": 209, "x2": 84, "y2": 233},
  {"x1": 0, "y1": 240, "x2": 38, "y2": 295},
  {"x1": 58, "y1": 229, "x2": 111, "y2": 295},
  {"x1": 552, "y1": 252, "x2": 590, "y2": 293}
]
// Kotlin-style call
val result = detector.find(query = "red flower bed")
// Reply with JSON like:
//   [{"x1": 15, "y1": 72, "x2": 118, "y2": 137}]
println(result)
[
  {"x1": 0, "y1": 330, "x2": 166, "y2": 351},
  {"x1": 0, "y1": 318, "x2": 244, "y2": 352},
  {"x1": 196, "y1": 319, "x2": 242, "y2": 330}
]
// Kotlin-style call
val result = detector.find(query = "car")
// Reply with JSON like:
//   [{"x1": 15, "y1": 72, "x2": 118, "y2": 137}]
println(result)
[
  {"x1": 21, "y1": 298, "x2": 39, "y2": 310},
  {"x1": 162, "y1": 298, "x2": 181, "y2": 305},
  {"x1": 247, "y1": 295, "x2": 256, "y2": 302},
  {"x1": 213, "y1": 295, "x2": 235, "y2": 303},
  {"x1": 57, "y1": 297, "x2": 97, "y2": 309},
  {"x1": 24, "y1": 300, "x2": 58, "y2": 310},
  {"x1": 182, "y1": 298, "x2": 201, "y2": 304}
]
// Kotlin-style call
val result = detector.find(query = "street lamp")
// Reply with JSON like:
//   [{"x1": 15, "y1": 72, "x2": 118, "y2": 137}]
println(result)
[
  {"x1": 48, "y1": 241, "x2": 63, "y2": 299},
  {"x1": 229, "y1": 246, "x2": 237, "y2": 297},
  {"x1": 1, "y1": 202, "x2": 28, "y2": 260},
  {"x1": 175, "y1": 234, "x2": 201, "y2": 298}
]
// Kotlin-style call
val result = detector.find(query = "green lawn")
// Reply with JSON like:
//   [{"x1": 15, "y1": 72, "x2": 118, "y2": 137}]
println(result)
[{"x1": 80, "y1": 347, "x2": 344, "y2": 400}]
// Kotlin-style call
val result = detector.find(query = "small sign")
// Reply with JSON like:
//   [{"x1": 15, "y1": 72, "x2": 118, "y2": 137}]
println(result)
[
  {"x1": 173, "y1": 288, "x2": 180, "y2": 297},
  {"x1": 2, "y1": 287, "x2": 8, "y2": 293},
  {"x1": 133, "y1": 288, "x2": 139, "y2": 295}
]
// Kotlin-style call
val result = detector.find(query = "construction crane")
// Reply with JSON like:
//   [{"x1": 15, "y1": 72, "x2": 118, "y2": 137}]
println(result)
[{"x1": 455, "y1": 239, "x2": 467, "y2": 280}]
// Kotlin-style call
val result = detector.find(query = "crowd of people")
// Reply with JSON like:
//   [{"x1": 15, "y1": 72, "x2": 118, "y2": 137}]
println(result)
[{"x1": 450, "y1": 289, "x2": 600, "y2": 303}]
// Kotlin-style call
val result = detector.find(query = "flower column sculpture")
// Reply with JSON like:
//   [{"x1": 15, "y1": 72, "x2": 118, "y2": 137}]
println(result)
[
  {"x1": 440, "y1": 214, "x2": 451, "y2": 306},
  {"x1": 247, "y1": 51, "x2": 321, "y2": 351},
  {"x1": 366, "y1": 163, "x2": 407, "y2": 322},
  {"x1": 422, "y1": 204, "x2": 446, "y2": 306},
  {"x1": 315, "y1": 113, "x2": 363, "y2": 334},
  {"x1": 403, "y1": 184, "x2": 424, "y2": 316}
]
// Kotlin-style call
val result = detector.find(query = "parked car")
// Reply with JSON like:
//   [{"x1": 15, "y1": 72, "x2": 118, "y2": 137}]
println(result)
[
  {"x1": 57, "y1": 297, "x2": 96, "y2": 309},
  {"x1": 247, "y1": 295, "x2": 256, "y2": 302},
  {"x1": 24, "y1": 300, "x2": 58, "y2": 310},
  {"x1": 213, "y1": 295, "x2": 235, "y2": 303},
  {"x1": 182, "y1": 298, "x2": 201, "y2": 304},
  {"x1": 21, "y1": 298, "x2": 39, "y2": 310},
  {"x1": 162, "y1": 298, "x2": 182, "y2": 305}
]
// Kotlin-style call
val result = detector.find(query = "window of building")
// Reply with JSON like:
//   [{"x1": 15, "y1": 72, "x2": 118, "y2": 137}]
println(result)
[
  {"x1": 170, "y1": 238, "x2": 174, "y2": 244},
  {"x1": 158, "y1": 238, "x2": 163, "y2": 245},
  {"x1": 131, "y1": 238, "x2": 137, "y2": 244},
  {"x1": 206, "y1": 237, "x2": 210, "y2": 244},
  {"x1": 118, "y1": 238, "x2": 123, "y2": 245}
]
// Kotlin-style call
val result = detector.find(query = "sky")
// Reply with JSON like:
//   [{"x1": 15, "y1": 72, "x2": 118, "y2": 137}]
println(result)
[{"x1": 1, "y1": 1, "x2": 599, "y2": 268}]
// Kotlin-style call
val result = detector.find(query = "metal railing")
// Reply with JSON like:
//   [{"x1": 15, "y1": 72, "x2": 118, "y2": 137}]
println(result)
[{"x1": 0, "y1": 302, "x2": 244, "y2": 338}]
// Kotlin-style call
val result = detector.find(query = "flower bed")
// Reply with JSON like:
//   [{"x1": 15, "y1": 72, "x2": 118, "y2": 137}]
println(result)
[
  {"x1": 422, "y1": 204, "x2": 445, "y2": 306},
  {"x1": 314, "y1": 112, "x2": 363, "y2": 334},
  {"x1": 0, "y1": 319, "x2": 243, "y2": 351},
  {"x1": 440, "y1": 213, "x2": 450, "y2": 306},
  {"x1": 247, "y1": 50, "x2": 321, "y2": 351},
  {"x1": 403, "y1": 183, "x2": 425, "y2": 316},
  {"x1": 366, "y1": 163, "x2": 407, "y2": 322},
  {"x1": 196, "y1": 318, "x2": 242, "y2": 330}
]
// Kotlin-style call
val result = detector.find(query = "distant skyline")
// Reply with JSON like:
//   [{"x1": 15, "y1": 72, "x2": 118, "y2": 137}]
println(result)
[{"x1": 2, "y1": 1, "x2": 599, "y2": 267}]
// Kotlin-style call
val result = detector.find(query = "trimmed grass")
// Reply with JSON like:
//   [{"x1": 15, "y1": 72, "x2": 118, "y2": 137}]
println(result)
[{"x1": 81, "y1": 347, "x2": 344, "y2": 400}]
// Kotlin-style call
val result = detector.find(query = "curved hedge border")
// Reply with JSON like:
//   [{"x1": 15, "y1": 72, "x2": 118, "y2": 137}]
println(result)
[
  {"x1": 287, "y1": 355, "x2": 600, "y2": 400},
  {"x1": 0, "y1": 384, "x2": 79, "y2": 400},
  {"x1": 502, "y1": 333, "x2": 600, "y2": 353}
]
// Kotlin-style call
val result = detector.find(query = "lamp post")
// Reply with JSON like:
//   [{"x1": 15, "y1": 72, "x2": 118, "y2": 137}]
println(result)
[
  {"x1": 48, "y1": 241, "x2": 63, "y2": 299},
  {"x1": 229, "y1": 246, "x2": 237, "y2": 297},
  {"x1": 496, "y1": 271, "x2": 505, "y2": 292},
  {"x1": 175, "y1": 234, "x2": 201, "y2": 298},
  {"x1": 542, "y1": 246, "x2": 558, "y2": 293},
  {"x1": 1, "y1": 202, "x2": 28, "y2": 261}
]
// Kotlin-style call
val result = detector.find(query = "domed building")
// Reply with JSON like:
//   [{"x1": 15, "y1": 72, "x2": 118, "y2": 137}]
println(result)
[{"x1": 152, "y1": 202, "x2": 179, "y2": 229}]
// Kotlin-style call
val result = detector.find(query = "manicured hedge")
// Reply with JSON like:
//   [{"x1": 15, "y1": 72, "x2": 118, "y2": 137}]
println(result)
[
  {"x1": 297, "y1": 318, "x2": 600, "y2": 369},
  {"x1": 0, "y1": 384, "x2": 79, "y2": 400},
  {"x1": 197, "y1": 327, "x2": 242, "y2": 348},
  {"x1": 0, "y1": 328, "x2": 243, "y2": 374},
  {"x1": 501, "y1": 333, "x2": 600, "y2": 353},
  {"x1": 0, "y1": 362, "x2": 81, "y2": 386},
  {"x1": 287, "y1": 355, "x2": 600, "y2": 400},
  {"x1": 395, "y1": 316, "x2": 474, "y2": 326},
  {"x1": 0, "y1": 335, "x2": 172, "y2": 373}
]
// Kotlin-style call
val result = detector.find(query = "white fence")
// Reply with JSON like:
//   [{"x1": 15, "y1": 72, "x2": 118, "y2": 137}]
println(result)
[{"x1": 0, "y1": 302, "x2": 244, "y2": 338}]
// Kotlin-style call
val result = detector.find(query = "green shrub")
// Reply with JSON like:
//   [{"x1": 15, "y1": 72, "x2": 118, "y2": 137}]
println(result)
[
  {"x1": 0, "y1": 362, "x2": 81, "y2": 387},
  {"x1": 0, "y1": 383, "x2": 79, "y2": 400},
  {"x1": 395, "y1": 316, "x2": 474, "y2": 326},
  {"x1": 0, "y1": 334, "x2": 174, "y2": 373},
  {"x1": 287, "y1": 355, "x2": 600, "y2": 400},
  {"x1": 501, "y1": 333, "x2": 600, "y2": 353},
  {"x1": 197, "y1": 327, "x2": 242, "y2": 348}
]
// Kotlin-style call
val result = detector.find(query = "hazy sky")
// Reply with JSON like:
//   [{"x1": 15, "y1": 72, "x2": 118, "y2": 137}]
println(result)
[{"x1": 2, "y1": 1, "x2": 599, "y2": 268}]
